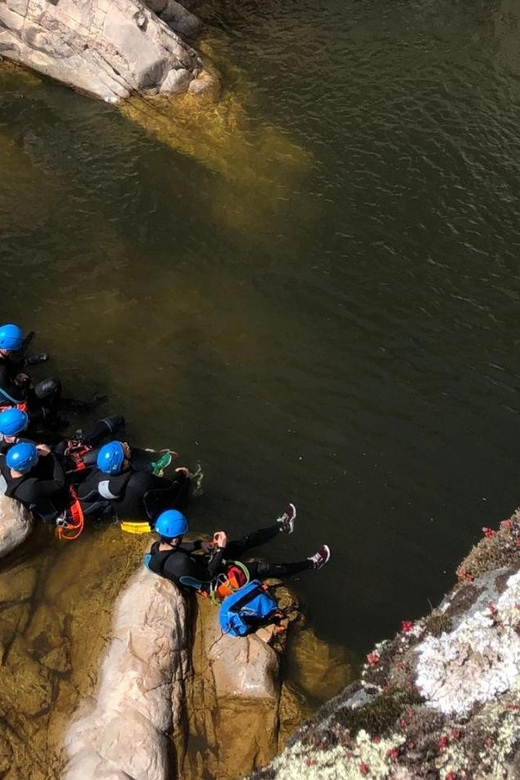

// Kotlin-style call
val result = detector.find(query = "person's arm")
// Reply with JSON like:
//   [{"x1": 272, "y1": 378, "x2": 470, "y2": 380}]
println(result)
[
  {"x1": 179, "y1": 540, "x2": 203, "y2": 552},
  {"x1": 15, "y1": 455, "x2": 67, "y2": 502},
  {"x1": 207, "y1": 548, "x2": 226, "y2": 578},
  {"x1": 0, "y1": 364, "x2": 26, "y2": 403},
  {"x1": 206, "y1": 531, "x2": 228, "y2": 577}
]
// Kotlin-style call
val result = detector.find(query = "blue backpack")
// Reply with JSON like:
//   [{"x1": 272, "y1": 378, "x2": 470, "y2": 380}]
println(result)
[{"x1": 219, "y1": 580, "x2": 280, "y2": 637}]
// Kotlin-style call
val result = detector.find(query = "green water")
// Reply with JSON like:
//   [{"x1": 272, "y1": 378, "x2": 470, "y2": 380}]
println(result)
[{"x1": 2, "y1": 0, "x2": 520, "y2": 656}]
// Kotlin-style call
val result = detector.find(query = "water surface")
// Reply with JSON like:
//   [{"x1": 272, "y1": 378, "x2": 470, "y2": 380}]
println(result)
[{"x1": 2, "y1": 0, "x2": 520, "y2": 655}]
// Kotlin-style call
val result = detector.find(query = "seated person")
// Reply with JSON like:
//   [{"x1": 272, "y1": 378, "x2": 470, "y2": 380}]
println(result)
[
  {"x1": 146, "y1": 505, "x2": 331, "y2": 591},
  {"x1": 0, "y1": 408, "x2": 30, "y2": 454},
  {"x1": 0, "y1": 323, "x2": 60, "y2": 425},
  {"x1": 0, "y1": 407, "x2": 123, "y2": 469},
  {"x1": 0, "y1": 409, "x2": 173, "y2": 490},
  {"x1": 0, "y1": 441, "x2": 69, "y2": 521},
  {"x1": 77, "y1": 441, "x2": 191, "y2": 521}
]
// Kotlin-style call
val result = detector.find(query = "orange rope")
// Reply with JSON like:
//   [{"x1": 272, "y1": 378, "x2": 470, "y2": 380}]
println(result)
[{"x1": 56, "y1": 488, "x2": 85, "y2": 541}]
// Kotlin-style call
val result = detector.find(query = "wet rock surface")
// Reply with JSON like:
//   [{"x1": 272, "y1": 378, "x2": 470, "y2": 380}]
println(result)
[
  {"x1": 250, "y1": 510, "x2": 520, "y2": 780},
  {"x1": 0, "y1": 0, "x2": 216, "y2": 101}
]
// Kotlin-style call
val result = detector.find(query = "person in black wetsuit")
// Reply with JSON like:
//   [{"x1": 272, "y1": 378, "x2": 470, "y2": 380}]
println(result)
[
  {"x1": 77, "y1": 441, "x2": 191, "y2": 521},
  {"x1": 0, "y1": 323, "x2": 61, "y2": 425},
  {"x1": 147, "y1": 505, "x2": 331, "y2": 591},
  {"x1": 0, "y1": 441, "x2": 69, "y2": 521},
  {"x1": 0, "y1": 407, "x2": 125, "y2": 470}
]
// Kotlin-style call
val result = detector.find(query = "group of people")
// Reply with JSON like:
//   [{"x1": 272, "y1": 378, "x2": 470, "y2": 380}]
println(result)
[{"x1": 0, "y1": 322, "x2": 331, "y2": 595}]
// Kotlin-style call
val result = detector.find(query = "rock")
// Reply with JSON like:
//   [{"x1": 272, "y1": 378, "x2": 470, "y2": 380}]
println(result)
[
  {"x1": 159, "y1": 0, "x2": 202, "y2": 37},
  {"x1": 0, "y1": 0, "x2": 213, "y2": 102},
  {"x1": 287, "y1": 627, "x2": 352, "y2": 701},
  {"x1": 0, "y1": 737, "x2": 13, "y2": 775},
  {"x1": 208, "y1": 631, "x2": 280, "y2": 701},
  {"x1": 249, "y1": 509, "x2": 520, "y2": 780},
  {"x1": 0, "y1": 493, "x2": 32, "y2": 558},
  {"x1": 64, "y1": 567, "x2": 188, "y2": 780}
]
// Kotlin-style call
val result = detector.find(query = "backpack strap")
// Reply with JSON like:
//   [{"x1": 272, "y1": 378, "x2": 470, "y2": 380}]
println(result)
[{"x1": 227, "y1": 581, "x2": 266, "y2": 613}]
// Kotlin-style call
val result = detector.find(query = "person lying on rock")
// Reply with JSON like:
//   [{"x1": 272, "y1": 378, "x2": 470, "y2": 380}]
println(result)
[
  {"x1": 76, "y1": 441, "x2": 191, "y2": 522},
  {"x1": 146, "y1": 505, "x2": 331, "y2": 591},
  {"x1": 0, "y1": 440, "x2": 70, "y2": 522}
]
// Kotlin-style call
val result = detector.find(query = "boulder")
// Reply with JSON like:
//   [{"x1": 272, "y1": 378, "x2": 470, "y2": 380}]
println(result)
[
  {"x1": 0, "y1": 493, "x2": 32, "y2": 558},
  {"x1": 0, "y1": 0, "x2": 212, "y2": 102},
  {"x1": 64, "y1": 567, "x2": 188, "y2": 780}
]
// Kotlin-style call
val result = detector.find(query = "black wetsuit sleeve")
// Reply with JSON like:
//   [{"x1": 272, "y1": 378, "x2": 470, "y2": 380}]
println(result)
[
  {"x1": 0, "y1": 363, "x2": 26, "y2": 404},
  {"x1": 14, "y1": 454, "x2": 67, "y2": 503},
  {"x1": 179, "y1": 541, "x2": 203, "y2": 552},
  {"x1": 207, "y1": 548, "x2": 226, "y2": 578}
]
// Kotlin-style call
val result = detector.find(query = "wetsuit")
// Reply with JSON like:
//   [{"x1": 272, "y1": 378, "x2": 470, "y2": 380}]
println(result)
[
  {"x1": 0, "y1": 451, "x2": 69, "y2": 520},
  {"x1": 147, "y1": 523, "x2": 313, "y2": 589},
  {"x1": 77, "y1": 468, "x2": 190, "y2": 521},
  {"x1": 0, "y1": 354, "x2": 61, "y2": 423}
]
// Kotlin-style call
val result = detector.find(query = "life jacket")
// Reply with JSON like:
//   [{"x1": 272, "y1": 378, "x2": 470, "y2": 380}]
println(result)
[{"x1": 219, "y1": 580, "x2": 281, "y2": 637}]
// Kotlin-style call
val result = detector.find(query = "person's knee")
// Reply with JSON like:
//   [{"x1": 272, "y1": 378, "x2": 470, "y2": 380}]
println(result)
[
  {"x1": 34, "y1": 377, "x2": 61, "y2": 400},
  {"x1": 99, "y1": 415, "x2": 125, "y2": 433}
]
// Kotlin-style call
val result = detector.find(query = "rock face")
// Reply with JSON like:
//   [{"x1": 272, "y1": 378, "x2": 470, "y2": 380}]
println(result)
[
  {"x1": 0, "y1": 493, "x2": 32, "y2": 557},
  {"x1": 0, "y1": 0, "x2": 214, "y2": 102},
  {"x1": 64, "y1": 566, "x2": 188, "y2": 780},
  {"x1": 251, "y1": 510, "x2": 520, "y2": 780}
]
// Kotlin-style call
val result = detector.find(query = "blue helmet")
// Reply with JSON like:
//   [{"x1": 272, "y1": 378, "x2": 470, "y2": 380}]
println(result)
[
  {"x1": 154, "y1": 509, "x2": 188, "y2": 539},
  {"x1": 0, "y1": 408, "x2": 29, "y2": 437},
  {"x1": 0, "y1": 324, "x2": 24, "y2": 352},
  {"x1": 96, "y1": 441, "x2": 125, "y2": 475},
  {"x1": 6, "y1": 441, "x2": 38, "y2": 474}
]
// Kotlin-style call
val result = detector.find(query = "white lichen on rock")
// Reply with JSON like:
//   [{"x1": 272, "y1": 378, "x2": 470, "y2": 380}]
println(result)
[
  {"x1": 415, "y1": 570, "x2": 520, "y2": 715},
  {"x1": 262, "y1": 729, "x2": 407, "y2": 780}
]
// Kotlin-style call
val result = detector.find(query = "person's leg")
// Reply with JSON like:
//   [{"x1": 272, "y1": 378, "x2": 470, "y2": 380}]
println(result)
[
  {"x1": 243, "y1": 545, "x2": 331, "y2": 579},
  {"x1": 33, "y1": 377, "x2": 62, "y2": 418},
  {"x1": 226, "y1": 505, "x2": 296, "y2": 558},
  {"x1": 244, "y1": 559, "x2": 313, "y2": 579},
  {"x1": 226, "y1": 523, "x2": 282, "y2": 559},
  {"x1": 80, "y1": 415, "x2": 125, "y2": 446}
]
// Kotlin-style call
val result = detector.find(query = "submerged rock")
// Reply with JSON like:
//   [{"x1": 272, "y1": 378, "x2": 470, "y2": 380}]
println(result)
[
  {"x1": 0, "y1": 493, "x2": 32, "y2": 558},
  {"x1": 0, "y1": 0, "x2": 216, "y2": 102}
]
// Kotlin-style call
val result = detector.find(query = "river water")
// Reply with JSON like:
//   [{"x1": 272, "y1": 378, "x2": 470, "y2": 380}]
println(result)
[{"x1": 2, "y1": 0, "x2": 520, "y2": 659}]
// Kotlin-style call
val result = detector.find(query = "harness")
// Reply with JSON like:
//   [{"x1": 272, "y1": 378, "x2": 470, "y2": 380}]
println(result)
[
  {"x1": 145, "y1": 547, "x2": 250, "y2": 603},
  {"x1": 0, "y1": 396, "x2": 28, "y2": 414},
  {"x1": 64, "y1": 441, "x2": 92, "y2": 473},
  {"x1": 55, "y1": 488, "x2": 85, "y2": 541}
]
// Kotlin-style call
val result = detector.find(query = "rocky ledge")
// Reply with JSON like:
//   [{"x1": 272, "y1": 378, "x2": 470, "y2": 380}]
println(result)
[
  {"x1": 0, "y1": 0, "x2": 217, "y2": 102},
  {"x1": 63, "y1": 563, "x2": 350, "y2": 780},
  {"x1": 251, "y1": 510, "x2": 520, "y2": 780}
]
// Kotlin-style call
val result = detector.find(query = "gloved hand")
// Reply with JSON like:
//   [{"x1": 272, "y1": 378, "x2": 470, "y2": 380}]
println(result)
[{"x1": 24, "y1": 352, "x2": 49, "y2": 366}]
